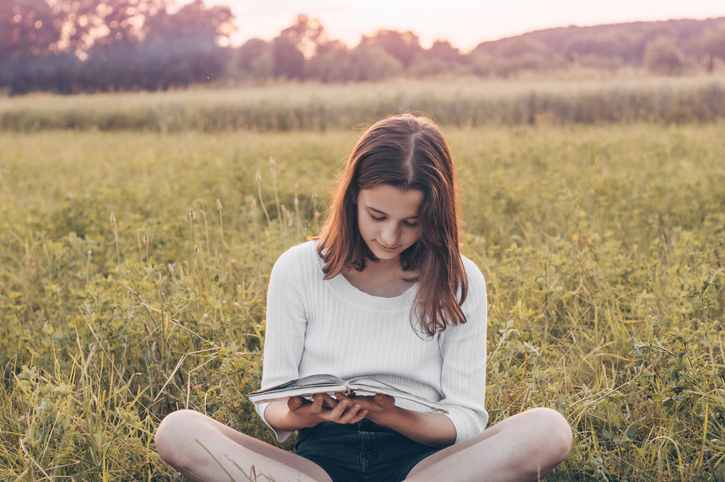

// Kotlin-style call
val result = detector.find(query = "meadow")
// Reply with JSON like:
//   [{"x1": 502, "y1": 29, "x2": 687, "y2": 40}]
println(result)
[
  {"x1": 0, "y1": 93, "x2": 724, "y2": 480},
  {"x1": 2, "y1": 76, "x2": 725, "y2": 132}
]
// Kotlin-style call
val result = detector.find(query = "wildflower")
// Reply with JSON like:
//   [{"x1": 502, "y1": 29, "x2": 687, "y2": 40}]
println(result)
[
  {"x1": 143, "y1": 233, "x2": 149, "y2": 246},
  {"x1": 269, "y1": 156, "x2": 276, "y2": 167},
  {"x1": 110, "y1": 212, "x2": 116, "y2": 228},
  {"x1": 199, "y1": 202, "x2": 205, "y2": 212},
  {"x1": 189, "y1": 209, "x2": 195, "y2": 220},
  {"x1": 256, "y1": 170, "x2": 261, "y2": 182},
  {"x1": 216, "y1": 199, "x2": 223, "y2": 211}
]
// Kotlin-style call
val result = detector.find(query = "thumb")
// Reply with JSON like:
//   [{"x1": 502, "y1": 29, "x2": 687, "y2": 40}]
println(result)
[
  {"x1": 287, "y1": 396, "x2": 304, "y2": 412},
  {"x1": 375, "y1": 393, "x2": 395, "y2": 407}
]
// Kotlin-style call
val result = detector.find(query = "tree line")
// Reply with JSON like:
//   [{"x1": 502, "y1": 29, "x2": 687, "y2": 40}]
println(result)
[{"x1": 2, "y1": 0, "x2": 725, "y2": 95}]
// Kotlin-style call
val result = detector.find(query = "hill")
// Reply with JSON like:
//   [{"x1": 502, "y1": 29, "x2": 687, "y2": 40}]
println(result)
[
  {"x1": 2, "y1": 2, "x2": 725, "y2": 94},
  {"x1": 469, "y1": 17, "x2": 725, "y2": 75}
]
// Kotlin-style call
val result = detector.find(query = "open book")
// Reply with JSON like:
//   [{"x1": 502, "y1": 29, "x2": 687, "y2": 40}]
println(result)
[{"x1": 248, "y1": 374, "x2": 449, "y2": 414}]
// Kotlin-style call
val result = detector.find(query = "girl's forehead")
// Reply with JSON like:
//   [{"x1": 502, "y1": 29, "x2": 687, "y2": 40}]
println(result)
[{"x1": 358, "y1": 185, "x2": 424, "y2": 216}]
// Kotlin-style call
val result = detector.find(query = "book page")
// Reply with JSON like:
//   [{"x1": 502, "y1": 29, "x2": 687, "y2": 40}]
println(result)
[{"x1": 252, "y1": 374, "x2": 345, "y2": 395}]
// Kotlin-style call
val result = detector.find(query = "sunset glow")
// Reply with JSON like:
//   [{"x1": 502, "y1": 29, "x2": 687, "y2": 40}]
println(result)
[{"x1": 197, "y1": 0, "x2": 725, "y2": 51}]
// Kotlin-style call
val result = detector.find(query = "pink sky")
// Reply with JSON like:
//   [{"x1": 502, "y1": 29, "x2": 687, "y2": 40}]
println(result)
[{"x1": 191, "y1": 0, "x2": 725, "y2": 52}]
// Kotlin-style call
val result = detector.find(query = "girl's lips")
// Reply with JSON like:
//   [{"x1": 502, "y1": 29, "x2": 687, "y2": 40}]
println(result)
[{"x1": 377, "y1": 241, "x2": 399, "y2": 251}]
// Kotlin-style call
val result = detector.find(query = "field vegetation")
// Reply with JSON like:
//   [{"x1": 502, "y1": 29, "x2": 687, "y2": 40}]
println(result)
[
  {"x1": 1, "y1": 113, "x2": 724, "y2": 480},
  {"x1": 2, "y1": 76, "x2": 725, "y2": 133}
]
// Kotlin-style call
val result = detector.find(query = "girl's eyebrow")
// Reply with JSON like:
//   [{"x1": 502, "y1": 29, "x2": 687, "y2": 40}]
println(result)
[{"x1": 366, "y1": 205, "x2": 420, "y2": 219}]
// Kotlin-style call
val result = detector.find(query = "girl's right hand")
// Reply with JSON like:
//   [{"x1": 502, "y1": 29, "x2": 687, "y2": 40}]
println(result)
[{"x1": 287, "y1": 393, "x2": 368, "y2": 426}]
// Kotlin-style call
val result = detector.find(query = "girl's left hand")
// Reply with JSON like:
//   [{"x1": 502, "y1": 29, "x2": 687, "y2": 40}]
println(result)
[{"x1": 333, "y1": 393, "x2": 396, "y2": 416}]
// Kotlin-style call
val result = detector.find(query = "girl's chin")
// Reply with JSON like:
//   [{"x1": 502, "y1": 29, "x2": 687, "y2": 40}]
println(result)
[
  {"x1": 374, "y1": 252, "x2": 399, "y2": 260},
  {"x1": 371, "y1": 246, "x2": 402, "y2": 260}
]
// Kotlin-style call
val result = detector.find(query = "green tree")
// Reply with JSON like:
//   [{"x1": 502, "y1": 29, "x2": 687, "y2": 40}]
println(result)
[
  {"x1": 233, "y1": 38, "x2": 273, "y2": 80},
  {"x1": 80, "y1": 0, "x2": 235, "y2": 90},
  {"x1": 426, "y1": 40, "x2": 463, "y2": 63},
  {"x1": 348, "y1": 43, "x2": 403, "y2": 81},
  {"x1": 561, "y1": 31, "x2": 633, "y2": 63},
  {"x1": 272, "y1": 15, "x2": 325, "y2": 79},
  {"x1": 359, "y1": 29, "x2": 422, "y2": 68},
  {"x1": 41, "y1": 0, "x2": 168, "y2": 59},
  {"x1": 0, "y1": 0, "x2": 59, "y2": 61},
  {"x1": 643, "y1": 36, "x2": 685, "y2": 75},
  {"x1": 693, "y1": 25, "x2": 725, "y2": 73},
  {"x1": 409, "y1": 41, "x2": 468, "y2": 78},
  {"x1": 305, "y1": 39, "x2": 351, "y2": 82}
]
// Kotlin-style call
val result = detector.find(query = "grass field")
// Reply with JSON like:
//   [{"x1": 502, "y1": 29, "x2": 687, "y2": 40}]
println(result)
[
  {"x1": 2, "y1": 76, "x2": 725, "y2": 132},
  {"x1": 1, "y1": 119, "x2": 725, "y2": 480}
]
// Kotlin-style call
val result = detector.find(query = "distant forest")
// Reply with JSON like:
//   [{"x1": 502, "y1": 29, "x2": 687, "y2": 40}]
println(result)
[{"x1": 2, "y1": 0, "x2": 725, "y2": 94}]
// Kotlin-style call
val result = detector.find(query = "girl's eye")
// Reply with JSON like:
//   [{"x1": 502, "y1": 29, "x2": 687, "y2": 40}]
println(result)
[{"x1": 369, "y1": 212, "x2": 417, "y2": 227}]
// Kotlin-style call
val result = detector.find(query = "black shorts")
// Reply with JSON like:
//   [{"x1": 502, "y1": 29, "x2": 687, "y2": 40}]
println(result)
[{"x1": 295, "y1": 419, "x2": 440, "y2": 482}]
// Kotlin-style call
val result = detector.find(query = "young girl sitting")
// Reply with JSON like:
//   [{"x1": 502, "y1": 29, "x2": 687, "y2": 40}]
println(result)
[{"x1": 155, "y1": 114, "x2": 572, "y2": 481}]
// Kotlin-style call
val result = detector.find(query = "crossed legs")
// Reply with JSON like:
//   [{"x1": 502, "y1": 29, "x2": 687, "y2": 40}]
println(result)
[
  {"x1": 406, "y1": 407, "x2": 572, "y2": 481},
  {"x1": 155, "y1": 407, "x2": 571, "y2": 482},
  {"x1": 154, "y1": 409, "x2": 332, "y2": 482}
]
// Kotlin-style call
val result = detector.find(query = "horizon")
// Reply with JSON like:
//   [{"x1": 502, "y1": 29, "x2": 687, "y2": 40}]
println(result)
[{"x1": 187, "y1": 0, "x2": 725, "y2": 52}]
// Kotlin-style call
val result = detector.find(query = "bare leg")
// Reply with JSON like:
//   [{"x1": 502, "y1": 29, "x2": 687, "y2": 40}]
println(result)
[
  {"x1": 154, "y1": 409, "x2": 332, "y2": 482},
  {"x1": 406, "y1": 408, "x2": 572, "y2": 482}
]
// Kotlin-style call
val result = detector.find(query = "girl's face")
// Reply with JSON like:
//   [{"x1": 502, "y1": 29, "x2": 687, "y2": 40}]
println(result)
[{"x1": 356, "y1": 184, "x2": 424, "y2": 263}]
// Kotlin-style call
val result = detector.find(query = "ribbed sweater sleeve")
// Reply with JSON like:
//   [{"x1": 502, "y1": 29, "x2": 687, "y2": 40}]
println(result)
[
  {"x1": 438, "y1": 256, "x2": 488, "y2": 443},
  {"x1": 255, "y1": 245, "x2": 307, "y2": 442}
]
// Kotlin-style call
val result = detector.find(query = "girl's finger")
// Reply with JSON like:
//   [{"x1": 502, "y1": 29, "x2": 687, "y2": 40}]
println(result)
[
  {"x1": 322, "y1": 393, "x2": 338, "y2": 409},
  {"x1": 338, "y1": 404, "x2": 362, "y2": 424},
  {"x1": 287, "y1": 396, "x2": 304, "y2": 412},
  {"x1": 334, "y1": 392, "x2": 351, "y2": 404},
  {"x1": 309, "y1": 394, "x2": 324, "y2": 414},
  {"x1": 374, "y1": 393, "x2": 395, "y2": 408},
  {"x1": 327, "y1": 398, "x2": 350, "y2": 420},
  {"x1": 352, "y1": 410, "x2": 368, "y2": 424},
  {"x1": 344, "y1": 407, "x2": 367, "y2": 425}
]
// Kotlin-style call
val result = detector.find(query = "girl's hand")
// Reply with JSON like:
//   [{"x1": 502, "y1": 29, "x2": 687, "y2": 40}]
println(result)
[
  {"x1": 287, "y1": 394, "x2": 368, "y2": 426},
  {"x1": 334, "y1": 393, "x2": 395, "y2": 411},
  {"x1": 334, "y1": 393, "x2": 397, "y2": 423},
  {"x1": 334, "y1": 393, "x2": 456, "y2": 447}
]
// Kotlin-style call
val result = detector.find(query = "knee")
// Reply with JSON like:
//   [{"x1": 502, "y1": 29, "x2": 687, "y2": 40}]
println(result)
[
  {"x1": 529, "y1": 407, "x2": 572, "y2": 465},
  {"x1": 155, "y1": 409, "x2": 204, "y2": 464}
]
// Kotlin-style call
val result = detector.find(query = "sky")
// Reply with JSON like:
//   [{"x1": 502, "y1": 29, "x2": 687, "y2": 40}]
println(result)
[{"x1": 193, "y1": 0, "x2": 725, "y2": 52}]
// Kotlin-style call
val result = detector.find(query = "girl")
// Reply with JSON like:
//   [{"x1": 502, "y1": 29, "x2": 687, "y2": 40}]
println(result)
[{"x1": 155, "y1": 115, "x2": 572, "y2": 481}]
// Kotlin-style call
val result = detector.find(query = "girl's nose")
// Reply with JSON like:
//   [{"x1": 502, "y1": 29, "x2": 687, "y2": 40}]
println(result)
[{"x1": 380, "y1": 224, "x2": 399, "y2": 245}]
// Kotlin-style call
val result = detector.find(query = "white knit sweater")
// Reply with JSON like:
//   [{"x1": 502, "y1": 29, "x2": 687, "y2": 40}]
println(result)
[{"x1": 257, "y1": 241, "x2": 488, "y2": 444}]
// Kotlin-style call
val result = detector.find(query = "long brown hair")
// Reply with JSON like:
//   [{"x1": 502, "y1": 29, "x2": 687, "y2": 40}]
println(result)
[{"x1": 316, "y1": 114, "x2": 468, "y2": 336}]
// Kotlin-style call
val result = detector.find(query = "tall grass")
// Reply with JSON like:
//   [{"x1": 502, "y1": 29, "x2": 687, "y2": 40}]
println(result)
[
  {"x1": 0, "y1": 123, "x2": 724, "y2": 479},
  {"x1": 1, "y1": 76, "x2": 725, "y2": 133}
]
